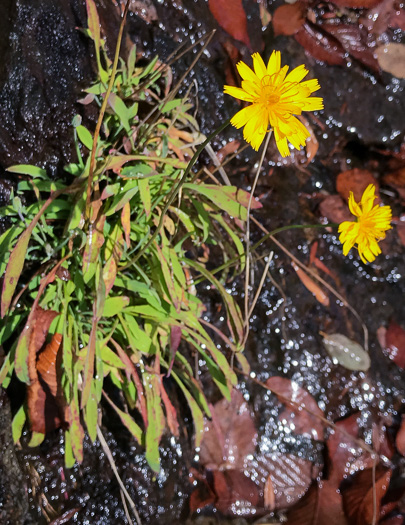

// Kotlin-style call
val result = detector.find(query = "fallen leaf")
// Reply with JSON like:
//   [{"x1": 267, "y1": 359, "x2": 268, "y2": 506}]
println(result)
[
  {"x1": 286, "y1": 481, "x2": 349, "y2": 525},
  {"x1": 384, "y1": 321, "x2": 405, "y2": 369},
  {"x1": 208, "y1": 0, "x2": 251, "y2": 48},
  {"x1": 255, "y1": 453, "x2": 318, "y2": 510},
  {"x1": 332, "y1": 0, "x2": 383, "y2": 6},
  {"x1": 376, "y1": 43, "x2": 405, "y2": 78},
  {"x1": 319, "y1": 194, "x2": 354, "y2": 223},
  {"x1": 272, "y1": 3, "x2": 305, "y2": 36},
  {"x1": 291, "y1": 262, "x2": 330, "y2": 307},
  {"x1": 199, "y1": 389, "x2": 257, "y2": 470},
  {"x1": 266, "y1": 376, "x2": 325, "y2": 442},
  {"x1": 327, "y1": 412, "x2": 362, "y2": 483},
  {"x1": 295, "y1": 21, "x2": 346, "y2": 66},
  {"x1": 211, "y1": 469, "x2": 261, "y2": 516},
  {"x1": 341, "y1": 467, "x2": 392, "y2": 525},
  {"x1": 324, "y1": 23, "x2": 380, "y2": 72},
  {"x1": 336, "y1": 168, "x2": 378, "y2": 202},
  {"x1": 396, "y1": 415, "x2": 405, "y2": 456},
  {"x1": 383, "y1": 168, "x2": 405, "y2": 201},
  {"x1": 322, "y1": 333, "x2": 370, "y2": 371}
]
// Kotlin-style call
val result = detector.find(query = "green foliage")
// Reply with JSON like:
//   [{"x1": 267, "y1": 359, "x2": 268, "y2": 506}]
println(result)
[{"x1": 0, "y1": 2, "x2": 249, "y2": 472}]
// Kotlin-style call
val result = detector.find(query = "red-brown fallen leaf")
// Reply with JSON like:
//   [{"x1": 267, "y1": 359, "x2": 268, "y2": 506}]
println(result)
[
  {"x1": 291, "y1": 262, "x2": 330, "y2": 307},
  {"x1": 319, "y1": 194, "x2": 354, "y2": 224},
  {"x1": 256, "y1": 453, "x2": 318, "y2": 510},
  {"x1": 286, "y1": 480, "x2": 349, "y2": 525},
  {"x1": 332, "y1": 0, "x2": 383, "y2": 7},
  {"x1": 397, "y1": 223, "x2": 405, "y2": 247},
  {"x1": 272, "y1": 3, "x2": 305, "y2": 36},
  {"x1": 189, "y1": 472, "x2": 216, "y2": 513},
  {"x1": 324, "y1": 24, "x2": 380, "y2": 72},
  {"x1": 327, "y1": 412, "x2": 361, "y2": 483},
  {"x1": 396, "y1": 415, "x2": 405, "y2": 456},
  {"x1": 383, "y1": 168, "x2": 405, "y2": 201},
  {"x1": 211, "y1": 469, "x2": 261, "y2": 516},
  {"x1": 295, "y1": 21, "x2": 346, "y2": 66},
  {"x1": 384, "y1": 321, "x2": 405, "y2": 369},
  {"x1": 336, "y1": 168, "x2": 379, "y2": 203},
  {"x1": 28, "y1": 333, "x2": 69, "y2": 434},
  {"x1": 341, "y1": 467, "x2": 392, "y2": 525},
  {"x1": 208, "y1": 0, "x2": 251, "y2": 49},
  {"x1": 266, "y1": 376, "x2": 325, "y2": 441},
  {"x1": 216, "y1": 139, "x2": 241, "y2": 163},
  {"x1": 379, "y1": 516, "x2": 405, "y2": 525},
  {"x1": 199, "y1": 389, "x2": 257, "y2": 470}
]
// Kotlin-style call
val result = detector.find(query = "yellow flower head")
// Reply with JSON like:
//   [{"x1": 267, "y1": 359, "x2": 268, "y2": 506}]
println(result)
[
  {"x1": 224, "y1": 51, "x2": 323, "y2": 156},
  {"x1": 338, "y1": 184, "x2": 392, "y2": 264}
]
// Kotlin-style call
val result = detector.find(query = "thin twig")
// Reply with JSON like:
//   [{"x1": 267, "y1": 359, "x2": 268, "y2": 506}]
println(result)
[{"x1": 96, "y1": 426, "x2": 142, "y2": 525}]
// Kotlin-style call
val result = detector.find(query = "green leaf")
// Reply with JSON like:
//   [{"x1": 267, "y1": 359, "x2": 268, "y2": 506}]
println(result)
[
  {"x1": 28, "y1": 431, "x2": 45, "y2": 447},
  {"x1": 170, "y1": 369, "x2": 206, "y2": 447},
  {"x1": 76, "y1": 125, "x2": 94, "y2": 150},
  {"x1": 102, "y1": 296, "x2": 130, "y2": 317},
  {"x1": 184, "y1": 184, "x2": 262, "y2": 221},
  {"x1": 85, "y1": 382, "x2": 98, "y2": 443},
  {"x1": 64, "y1": 429, "x2": 76, "y2": 468},
  {"x1": 103, "y1": 392, "x2": 143, "y2": 443},
  {"x1": 101, "y1": 344, "x2": 125, "y2": 368},
  {"x1": 144, "y1": 372, "x2": 165, "y2": 472},
  {"x1": 108, "y1": 93, "x2": 131, "y2": 132},
  {"x1": 138, "y1": 177, "x2": 151, "y2": 217},
  {"x1": 6, "y1": 164, "x2": 48, "y2": 179},
  {"x1": 12, "y1": 404, "x2": 26, "y2": 442},
  {"x1": 322, "y1": 333, "x2": 370, "y2": 371}
]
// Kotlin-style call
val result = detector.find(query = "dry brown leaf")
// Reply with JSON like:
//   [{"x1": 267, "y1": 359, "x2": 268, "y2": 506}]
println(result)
[
  {"x1": 266, "y1": 376, "x2": 325, "y2": 442},
  {"x1": 384, "y1": 321, "x2": 405, "y2": 369},
  {"x1": 291, "y1": 262, "x2": 330, "y2": 307},
  {"x1": 376, "y1": 43, "x2": 405, "y2": 78},
  {"x1": 319, "y1": 194, "x2": 354, "y2": 223},
  {"x1": 272, "y1": 3, "x2": 305, "y2": 36},
  {"x1": 395, "y1": 415, "x2": 405, "y2": 455},
  {"x1": 341, "y1": 467, "x2": 392, "y2": 525},
  {"x1": 199, "y1": 389, "x2": 257, "y2": 470},
  {"x1": 336, "y1": 168, "x2": 378, "y2": 202},
  {"x1": 208, "y1": 0, "x2": 251, "y2": 48},
  {"x1": 295, "y1": 21, "x2": 346, "y2": 66}
]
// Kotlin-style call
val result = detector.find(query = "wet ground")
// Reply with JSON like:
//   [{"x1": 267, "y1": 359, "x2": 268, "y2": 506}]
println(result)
[{"x1": 0, "y1": 0, "x2": 404, "y2": 523}]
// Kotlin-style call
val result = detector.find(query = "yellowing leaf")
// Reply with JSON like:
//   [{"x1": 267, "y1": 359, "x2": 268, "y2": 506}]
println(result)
[{"x1": 322, "y1": 333, "x2": 370, "y2": 371}]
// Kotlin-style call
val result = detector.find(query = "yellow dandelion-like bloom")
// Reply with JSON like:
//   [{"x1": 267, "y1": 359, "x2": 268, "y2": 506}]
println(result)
[
  {"x1": 223, "y1": 51, "x2": 323, "y2": 156},
  {"x1": 338, "y1": 184, "x2": 392, "y2": 264}
]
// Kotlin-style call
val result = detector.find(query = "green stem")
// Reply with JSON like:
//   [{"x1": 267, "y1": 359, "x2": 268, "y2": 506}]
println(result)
[
  {"x1": 124, "y1": 117, "x2": 231, "y2": 268},
  {"x1": 193, "y1": 222, "x2": 339, "y2": 285},
  {"x1": 85, "y1": 0, "x2": 131, "y2": 213}
]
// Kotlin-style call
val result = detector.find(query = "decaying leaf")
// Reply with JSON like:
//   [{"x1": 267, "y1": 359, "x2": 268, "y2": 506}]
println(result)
[
  {"x1": 199, "y1": 389, "x2": 257, "y2": 470},
  {"x1": 272, "y1": 3, "x2": 305, "y2": 36},
  {"x1": 385, "y1": 321, "x2": 405, "y2": 369},
  {"x1": 292, "y1": 262, "x2": 330, "y2": 307},
  {"x1": 319, "y1": 194, "x2": 354, "y2": 224},
  {"x1": 376, "y1": 43, "x2": 405, "y2": 78},
  {"x1": 322, "y1": 333, "x2": 370, "y2": 371},
  {"x1": 266, "y1": 376, "x2": 325, "y2": 442},
  {"x1": 396, "y1": 415, "x2": 405, "y2": 456},
  {"x1": 208, "y1": 0, "x2": 251, "y2": 48},
  {"x1": 336, "y1": 168, "x2": 378, "y2": 203},
  {"x1": 341, "y1": 467, "x2": 392, "y2": 525}
]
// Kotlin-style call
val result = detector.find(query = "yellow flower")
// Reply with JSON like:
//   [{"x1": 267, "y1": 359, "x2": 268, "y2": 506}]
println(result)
[
  {"x1": 224, "y1": 51, "x2": 323, "y2": 156},
  {"x1": 338, "y1": 184, "x2": 392, "y2": 264}
]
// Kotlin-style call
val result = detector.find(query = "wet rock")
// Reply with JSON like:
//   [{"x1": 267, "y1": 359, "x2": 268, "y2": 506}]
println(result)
[{"x1": 0, "y1": 390, "x2": 29, "y2": 525}]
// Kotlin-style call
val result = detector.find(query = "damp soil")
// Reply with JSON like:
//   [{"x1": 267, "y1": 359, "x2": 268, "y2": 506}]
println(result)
[{"x1": 0, "y1": 1, "x2": 404, "y2": 524}]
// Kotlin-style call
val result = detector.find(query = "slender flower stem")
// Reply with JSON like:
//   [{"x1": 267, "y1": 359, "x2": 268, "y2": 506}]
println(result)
[
  {"x1": 193, "y1": 222, "x2": 338, "y2": 286},
  {"x1": 244, "y1": 130, "x2": 272, "y2": 334}
]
